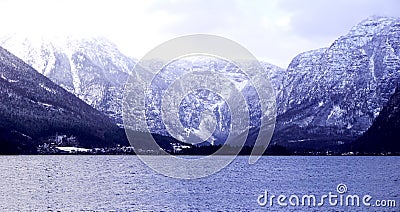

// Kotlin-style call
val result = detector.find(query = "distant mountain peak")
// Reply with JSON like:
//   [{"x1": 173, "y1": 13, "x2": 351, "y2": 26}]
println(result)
[{"x1": 0, "y1": 34, "x2": 136, "y2": 125}]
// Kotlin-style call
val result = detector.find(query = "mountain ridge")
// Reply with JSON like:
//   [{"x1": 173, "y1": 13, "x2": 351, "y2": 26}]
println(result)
[{"x1": 1, "y1": 16, "x2": 399, "y2": 153}]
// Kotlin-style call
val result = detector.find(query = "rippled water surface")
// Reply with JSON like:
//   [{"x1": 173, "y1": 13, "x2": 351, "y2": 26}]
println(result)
[{"x1": 0, "y1": 156, "x2": 398, "y2": 211}]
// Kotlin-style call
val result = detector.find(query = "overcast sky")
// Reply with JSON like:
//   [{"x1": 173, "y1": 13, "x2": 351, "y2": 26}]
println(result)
[{"x1": 1, "y1": 0, "x2": 399, "y2": 68}]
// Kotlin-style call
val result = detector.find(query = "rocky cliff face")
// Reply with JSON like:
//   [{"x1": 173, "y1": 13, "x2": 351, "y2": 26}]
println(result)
[
  {"x1": 274, "y1": 16, "x2": 400, "y2": 149},
  {"x1": 125, "y1": 56, "x2": 282, "y2": 145}
]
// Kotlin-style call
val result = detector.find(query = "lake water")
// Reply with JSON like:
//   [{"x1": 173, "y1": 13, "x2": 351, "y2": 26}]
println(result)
[{"x1": 0, "y1": 156, "x2": 398, "y2": 211}]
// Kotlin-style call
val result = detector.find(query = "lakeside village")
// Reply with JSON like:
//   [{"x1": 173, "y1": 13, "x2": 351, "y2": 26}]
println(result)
[
  {"x1": 36, "y1": 134, "x2": 190, "y2": 155},
  {"x1": 36, "y1": 135, "x2": 399, "y2": 156}
]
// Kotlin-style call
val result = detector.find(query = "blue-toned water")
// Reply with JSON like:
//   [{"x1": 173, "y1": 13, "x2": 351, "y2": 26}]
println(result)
[{"x1": 0, "y1": 156, "x2": 399, "y2": 211}]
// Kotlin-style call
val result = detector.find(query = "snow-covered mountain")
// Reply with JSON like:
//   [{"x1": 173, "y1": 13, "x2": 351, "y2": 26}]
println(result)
[
  {"x1": 0, "y1": 45, "x2": 125, "y2": 153},
  {"x1": 125, "y1": 56, "x2": 283, "y2": 146},
  {"x1": 0, "y1": 34, "x2": 136, "y2": 125},
  {"x1": 274, "y1": 16, "x2": 400, "y2": 149}
]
